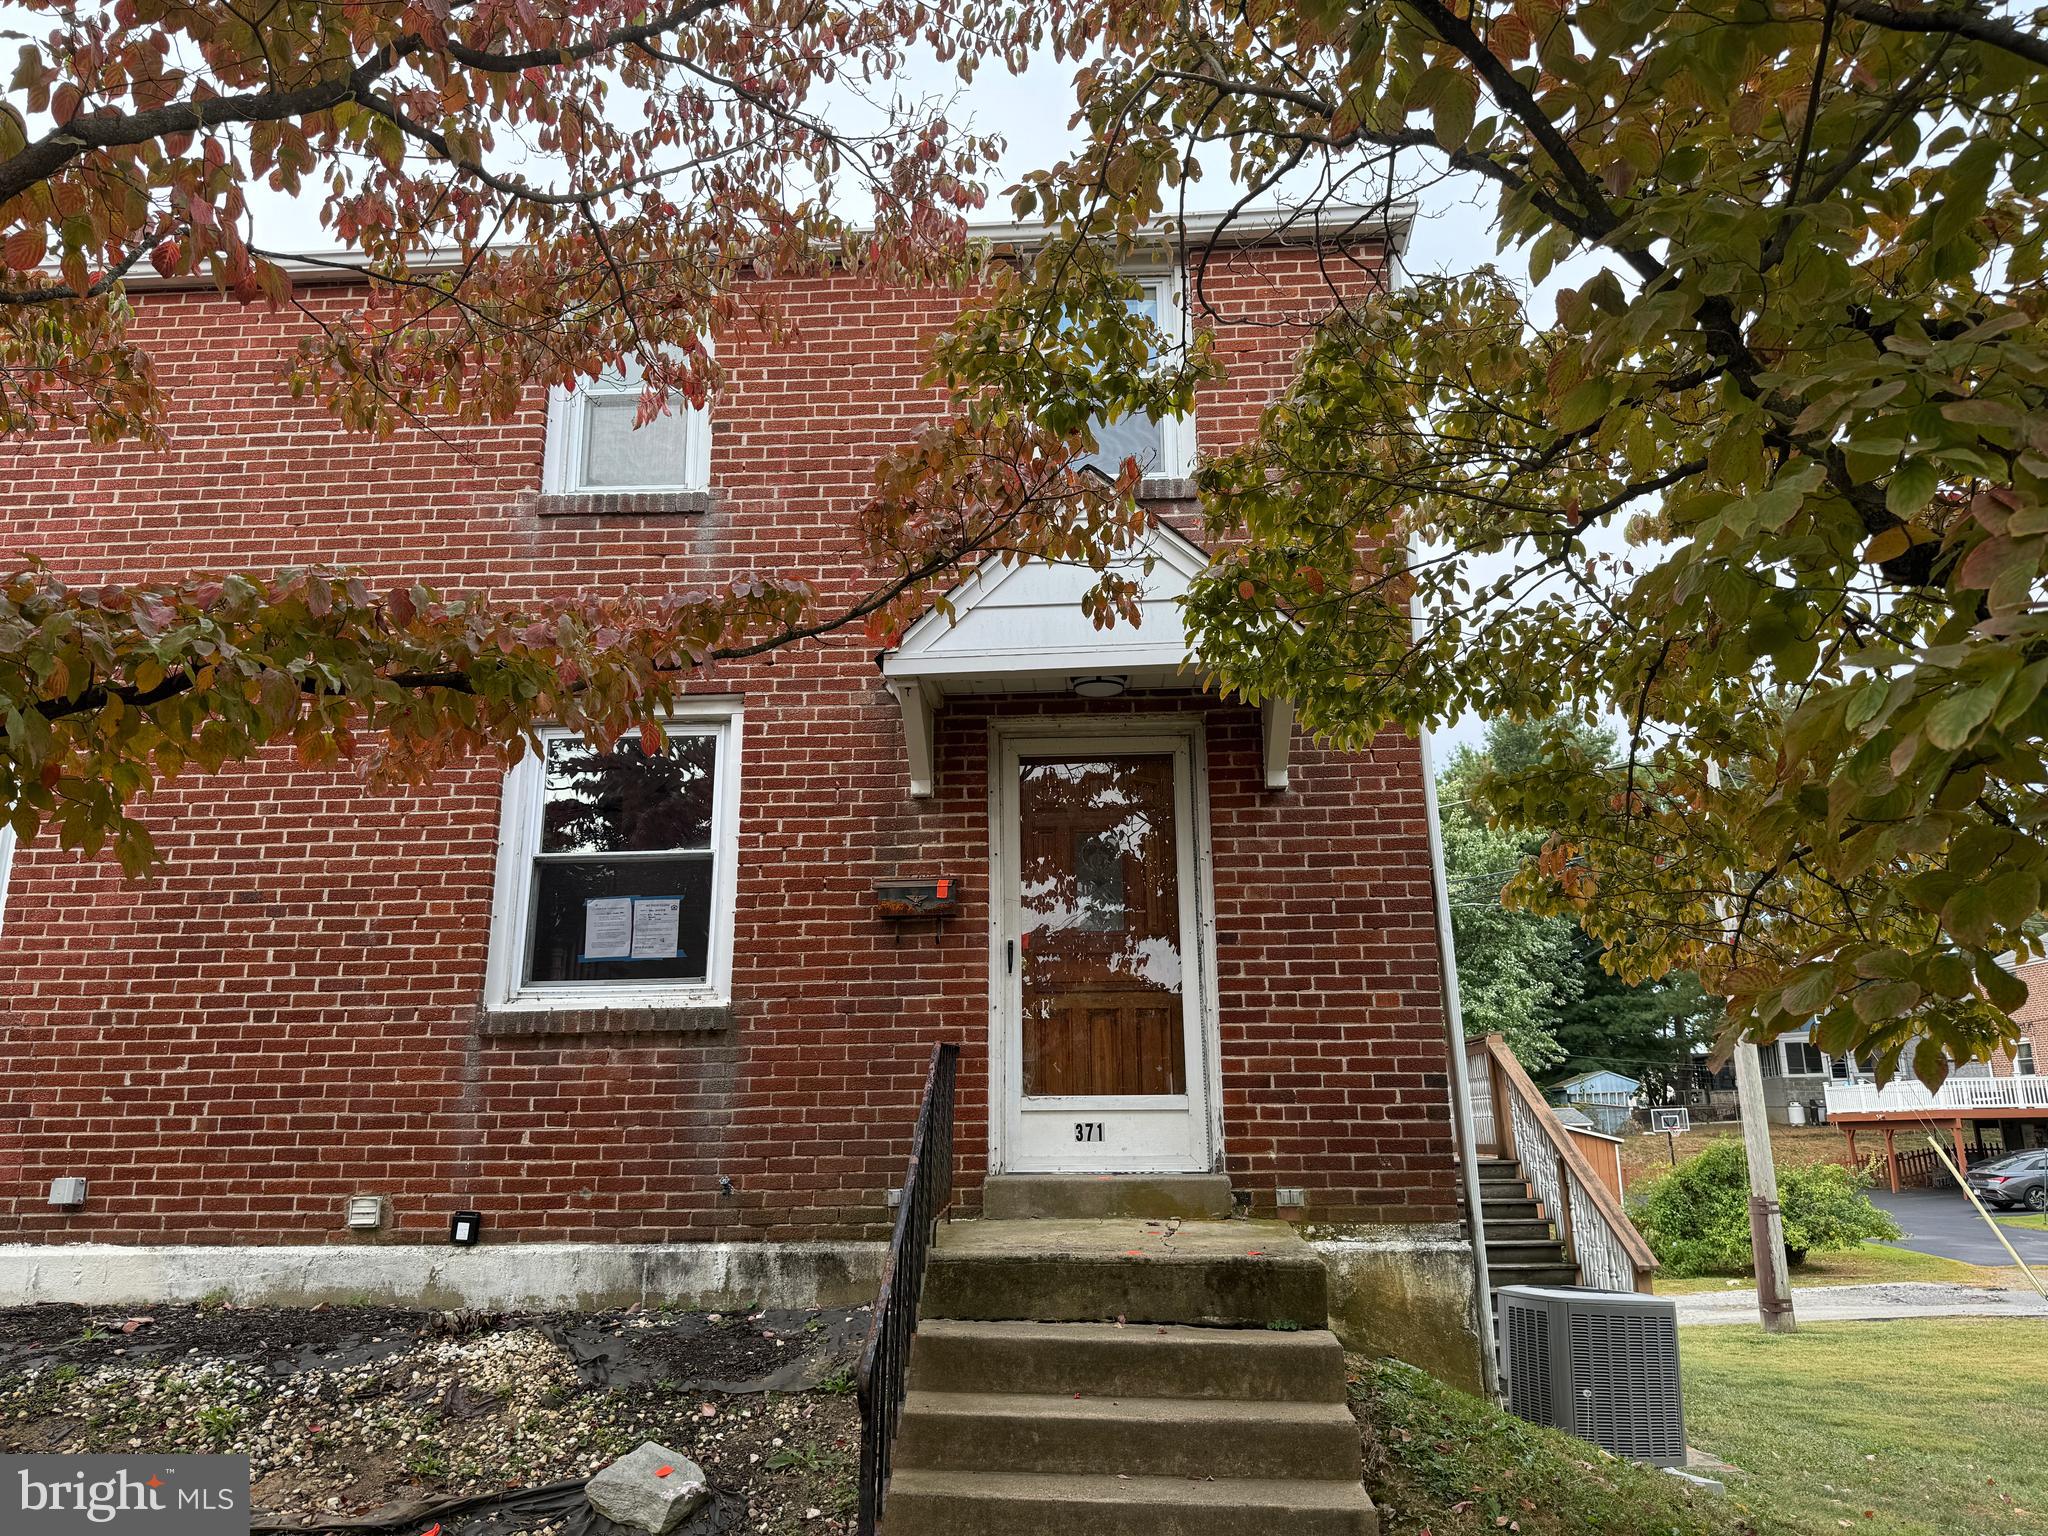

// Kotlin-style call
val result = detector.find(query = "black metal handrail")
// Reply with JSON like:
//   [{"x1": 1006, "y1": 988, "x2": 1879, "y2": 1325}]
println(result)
[{"x1": 855, "y1": 1042, "x2": 959, "y2": 1536}]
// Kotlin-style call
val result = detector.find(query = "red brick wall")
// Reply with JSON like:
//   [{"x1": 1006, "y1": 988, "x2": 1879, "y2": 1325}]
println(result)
[{"x1": 0, "y1": 243, "x2": 1460, "y2": 1244}]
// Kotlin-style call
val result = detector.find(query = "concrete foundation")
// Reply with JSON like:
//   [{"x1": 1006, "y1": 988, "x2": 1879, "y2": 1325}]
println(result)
[
  {"x1": 0, "y1": 1241, "x2": 882, "y2": 1312},
  {"x1": 1314, "y1": 1225, "x2": 1486, "y2": 1394}
]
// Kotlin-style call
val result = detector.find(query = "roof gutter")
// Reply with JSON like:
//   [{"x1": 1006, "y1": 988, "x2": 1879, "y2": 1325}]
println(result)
[{"x1": 105, "y1": 201, "x2": 1418, "y2": 294}]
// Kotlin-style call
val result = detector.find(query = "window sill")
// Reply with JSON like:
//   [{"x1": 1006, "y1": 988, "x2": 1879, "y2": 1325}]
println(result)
[
  {"x1": 480, "y1": 995, "x2": 735, "y2": 1039},
  {"x1": 1136, "y1": 476, "x2": 1197, "y2": 503},
  {"x1": 536, "y1": 489, "x2": 714, "y2": 518}
]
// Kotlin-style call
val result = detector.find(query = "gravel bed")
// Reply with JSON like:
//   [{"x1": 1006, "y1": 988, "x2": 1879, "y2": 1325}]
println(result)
[{"x1": 0, "y1": 1302, "x2": 865, "y2": 1536}]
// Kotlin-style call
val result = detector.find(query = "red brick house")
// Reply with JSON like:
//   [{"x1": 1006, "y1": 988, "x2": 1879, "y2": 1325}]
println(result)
[{"x1": 0, "y1": 212, "x2": 1486, "y2": 1378}]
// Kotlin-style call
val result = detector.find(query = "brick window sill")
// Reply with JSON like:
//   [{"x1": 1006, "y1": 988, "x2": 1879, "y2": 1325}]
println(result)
[
  {"x1": 1136, "y1": 477, "x2": 1197, "y2": 503},
  {"x1": 536, "y1": 489, "x2": 714, "y2": 518},
  {"x1": 480, "y1": 998, "x2": 735, "y2": 1039}
]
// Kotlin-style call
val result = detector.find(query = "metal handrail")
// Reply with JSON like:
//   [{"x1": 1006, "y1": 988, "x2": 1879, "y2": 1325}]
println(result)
[{"x1": 855, "y1": 1042, "x2": 959, "y2": 1536}]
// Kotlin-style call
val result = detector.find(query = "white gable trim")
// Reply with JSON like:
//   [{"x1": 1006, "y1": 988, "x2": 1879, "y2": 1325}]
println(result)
[{"x1": 880, "y1": 522, "x2": 1293, "y2": 796}]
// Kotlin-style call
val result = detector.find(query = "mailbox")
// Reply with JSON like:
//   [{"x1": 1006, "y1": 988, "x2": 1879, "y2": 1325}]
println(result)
[{"x1": 875, "y1": 878, "x2": 959, "y2": 920}]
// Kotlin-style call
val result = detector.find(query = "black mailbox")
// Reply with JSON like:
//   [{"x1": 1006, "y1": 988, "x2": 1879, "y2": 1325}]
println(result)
[{"x1": 875, "y1": 878, "x2": 959, "y2": 919}]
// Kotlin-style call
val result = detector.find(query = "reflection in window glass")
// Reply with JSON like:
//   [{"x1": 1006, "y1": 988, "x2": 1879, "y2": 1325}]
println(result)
[
  {"x1": 541, "y1": 734, "x2": 716, "y2": 854},
  {"x1": 523, "y1": 729, "x2": 722, "y2": 988},
  {"x1": 1075, "y1": 289, "x2": 1173, "y2": 480}
]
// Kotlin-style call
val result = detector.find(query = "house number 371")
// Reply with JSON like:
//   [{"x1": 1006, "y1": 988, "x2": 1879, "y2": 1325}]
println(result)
[{"x1": 1074, "y1": 1122, "x2": 1105, "y2": 1142}]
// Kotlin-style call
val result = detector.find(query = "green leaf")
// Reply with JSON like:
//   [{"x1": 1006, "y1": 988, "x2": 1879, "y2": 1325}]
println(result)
[
  {"x1": 1885, "y1": 459, "x2": 1939, "y2": 519},
  {"x1": 1941, "y1": 884, "x2": 1997, "y2": 947},
  {"x1": 1924, "y1": 681, "x2": 2003, "y2": 750}
]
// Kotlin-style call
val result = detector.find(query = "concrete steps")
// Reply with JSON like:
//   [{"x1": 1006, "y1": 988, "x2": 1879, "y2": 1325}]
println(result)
[
  {"x1": 922, "y1": 1217, "x2": 1327, "y2": 1329},
  {"x1": 884, "y1": 1211, "x2": 1376, "y2": 1535},
  {"x1": 885, "y1": 1469, "x2": 1379, "y2": 1536},
  {"x1": 984, "y1": 1173, "x2": 1235, "y2": 1221},
  {"x1": 909, "y1": 1318, "x2": 1346, "y2": 1401},
  {"x1": 896, "y1": 1390, "x2": 1360, "y2": 1479}
]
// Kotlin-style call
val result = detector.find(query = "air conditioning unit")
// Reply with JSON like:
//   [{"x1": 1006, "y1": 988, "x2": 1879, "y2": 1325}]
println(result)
[
  {"x1": 1498, "y1": 1285, "x2": 1686, "y2": 1466},
  {"x1": 1650, "y1": 1107, "x2": 1691, "y2": 1134}
]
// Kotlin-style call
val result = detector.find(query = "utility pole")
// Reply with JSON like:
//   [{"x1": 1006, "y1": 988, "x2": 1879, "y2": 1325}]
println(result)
[
  {"x1": 1733, "y1": 1039, "x2": 1796, "y2": 1332},
  {"x1": 1704, "y1": 760, "x2": 1796, "y2": 1333}
]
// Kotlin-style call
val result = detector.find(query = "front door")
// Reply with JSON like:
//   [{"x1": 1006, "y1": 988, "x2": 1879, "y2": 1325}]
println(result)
[{"x1": 994, "y1": 725, "x2": 1215, "y2": 1173}]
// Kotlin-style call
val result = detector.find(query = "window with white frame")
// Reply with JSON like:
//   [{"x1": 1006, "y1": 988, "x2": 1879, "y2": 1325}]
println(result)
[
  {"x1": 0, "y1": 824, "x2": 14, "y2": 938},
  {"x1": 2020, "y1": 1038, "x2": 2037, "y2": 1075},
  {"x1": 1783, "y1": 1039, "x2": 1825, "y2": 1075},
  {"x1": 1074, "y1": 272, "x2": 1195, "y2": 483},
  {"x1": 489, "y1": 707, "x2": 741, "y2": 1006},
  {"x1": 543, "y1": 354, "x2": 710, "y2": 495}
]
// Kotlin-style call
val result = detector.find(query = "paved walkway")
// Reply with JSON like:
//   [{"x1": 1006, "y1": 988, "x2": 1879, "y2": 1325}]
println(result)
[
  {"x1": 1675, "y1": 1280, "x2": 2048, "y2": 1326},
  {"x1": 1869, "y1": 1188, "x2": 2048, "y2": 1266}
]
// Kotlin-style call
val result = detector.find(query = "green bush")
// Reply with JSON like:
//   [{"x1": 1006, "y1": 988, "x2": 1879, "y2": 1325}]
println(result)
[{"x1": 1632, "y1": 1138, "x2": 1902, "y2": 1277}]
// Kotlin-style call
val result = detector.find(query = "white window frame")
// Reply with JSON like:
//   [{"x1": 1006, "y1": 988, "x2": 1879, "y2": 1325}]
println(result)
[
  {"x1": 1078, "y1": 268, "x2": 1195, "y2": 483},
  {"x1": 484, "y1": 701, "x2": 743, "y2": 1012},
  {"x1": 541, "y1": 360, "x2": 711, "y2": 495},
  {"x1": 2020, "y1": 1038, "x2": 2037, "y2": 1076},
  {"x1": 0, "y1": 825, "x2": 14, "y2": 939}
]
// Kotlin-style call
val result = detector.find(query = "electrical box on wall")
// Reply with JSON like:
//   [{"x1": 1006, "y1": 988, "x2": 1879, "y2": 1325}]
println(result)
[{"x1": 875, "y1": 878, "x2": 959, "y2": 920}]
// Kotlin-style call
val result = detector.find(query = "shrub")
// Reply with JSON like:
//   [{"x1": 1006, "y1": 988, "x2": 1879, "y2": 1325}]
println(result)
[{"x1": 1632, "y1": 1138, "x2": 1902, "y2": 1277}]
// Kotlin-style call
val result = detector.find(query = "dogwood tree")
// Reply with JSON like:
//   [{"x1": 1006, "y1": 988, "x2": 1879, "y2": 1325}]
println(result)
[
  {"x1": 0, "y1": 0, "x2": 1164, "y2": 871},
  {"x1": 957, "y1": 0, "x2": 2048, "y2": 1076}
]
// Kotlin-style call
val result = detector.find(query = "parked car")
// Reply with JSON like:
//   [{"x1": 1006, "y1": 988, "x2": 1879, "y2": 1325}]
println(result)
[{"x1": 1967, "y1": 1151, "x2": 2048, "y2": 1211}]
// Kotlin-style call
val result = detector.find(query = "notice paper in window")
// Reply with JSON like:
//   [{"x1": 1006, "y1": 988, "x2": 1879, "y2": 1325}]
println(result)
[
  {"x1": 630, "y1": 897, "x2": 682, "y2": 960},
  {"x1": 583, "y1": 896, "x2": 634, "y2": 959}
]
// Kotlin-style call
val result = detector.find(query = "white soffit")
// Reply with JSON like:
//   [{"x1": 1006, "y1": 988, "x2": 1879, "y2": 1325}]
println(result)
[{"x1": 879, "y1": 521, "x2": 1292, "y2": 796}]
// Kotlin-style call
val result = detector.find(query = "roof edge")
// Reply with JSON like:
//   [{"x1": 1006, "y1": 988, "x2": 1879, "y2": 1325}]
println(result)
[{"x1": 109, "y1": 201, "x2": 1416, "y2": 293}]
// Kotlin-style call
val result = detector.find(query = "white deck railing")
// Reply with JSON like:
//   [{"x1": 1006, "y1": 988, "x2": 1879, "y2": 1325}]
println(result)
[{"x1": 1824, "y1": 1075, "x2": 2048, "y2": 1116}]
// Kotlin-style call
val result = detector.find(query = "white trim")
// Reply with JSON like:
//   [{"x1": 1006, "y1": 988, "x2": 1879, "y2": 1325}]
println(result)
[
  {"x1": 889, "y1": 681, "x2": 938, "y2": 799},
  {"x1": 0, "y1": 825, "x2": 14, "y2": 939},
  {"x1": 883, "y1": 519, "x2": 1216, "y2": 683},
  {"x1": 986, "y1": 715, "x2": 1222, "y2": 1175},
  {"x1": 484, "y1": 701, "x2": 743, "y2": 1013},
  {"x1": 541, "y1": 365, "x2": 711, "y2": 495},
  {"x1": 1260, "y1": 697, "x2": 1293, "y2": 791}
]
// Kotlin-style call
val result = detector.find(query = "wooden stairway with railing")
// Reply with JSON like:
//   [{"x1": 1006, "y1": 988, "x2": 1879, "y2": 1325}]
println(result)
[
  {"x1": 1476, "y1": 1155, "x2": 1580, "y2": 1289},
  {"x1": 1465, "y1": 1034, "x2": 1658, "y2": 1295}
]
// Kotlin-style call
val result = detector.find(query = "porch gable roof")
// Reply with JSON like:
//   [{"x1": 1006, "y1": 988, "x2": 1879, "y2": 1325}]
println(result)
[{"x1": 877, "y1": 520, "x2": 1293, "y2": 796}]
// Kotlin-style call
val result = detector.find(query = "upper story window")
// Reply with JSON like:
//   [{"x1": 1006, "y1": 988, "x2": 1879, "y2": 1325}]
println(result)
[
  {"x1": 487, "y1": 704, "x2": 741, "y2": 1010},
  {"x1": 542, "y1": 355, "x2": 710, "y2": 495},
  {"x1": 1075, "y1": 271, "x2": 1194, "y2": 484},
  {"x1": 2020, "y1": 1038, "x2": 2037, "y2": 1075}
]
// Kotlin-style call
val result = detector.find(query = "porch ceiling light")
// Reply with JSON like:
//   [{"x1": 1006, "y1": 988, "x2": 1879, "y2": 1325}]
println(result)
[{"x1": 1070, "y1": 674, "x2": 1129, "y2": 699}]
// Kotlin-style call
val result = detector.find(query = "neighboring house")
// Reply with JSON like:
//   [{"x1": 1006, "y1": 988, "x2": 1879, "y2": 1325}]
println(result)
[
  {"x1": 1825, "y1": 958, "x2": 2048, "y2": 1186},
  {"x1": 0, "y1": 211, "x2": 1493, "y2": 1370},
  {"x1": 1757, "y1": 1026, "x2": 1832, "y2": 1125},
  {"x1": 1989, "y1": 957, "x2": 2048, "y2": 1082},
  {"x1": 1551, "y1": 1069, "x2": 1639, "y2": 1136}
]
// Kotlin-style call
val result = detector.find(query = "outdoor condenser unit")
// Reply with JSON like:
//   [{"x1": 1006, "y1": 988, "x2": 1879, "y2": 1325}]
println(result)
[{"x1": 1497, "y1": 1285, "x2": 1686, "y2": 1467}]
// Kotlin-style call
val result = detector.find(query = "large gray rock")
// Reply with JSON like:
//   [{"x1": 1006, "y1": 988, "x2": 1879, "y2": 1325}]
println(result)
[{"x1": 586, "y1": 1442, "x2": 710, "y2": 1534}]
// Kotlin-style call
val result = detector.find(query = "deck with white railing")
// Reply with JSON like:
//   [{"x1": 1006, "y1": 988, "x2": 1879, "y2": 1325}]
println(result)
[{"x1": 1824, "y1": 1074, "x2": 2048, "y2": 1118}]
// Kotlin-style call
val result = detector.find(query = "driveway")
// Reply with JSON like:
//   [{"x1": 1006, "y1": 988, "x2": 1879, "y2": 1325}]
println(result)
[
  {"x1": 1870, "y1": 1188, "x2": 2048, "y2": 1266},
  {"x1": 1675, "y1": 1280, "x2": 2048, "y2": 1326}
]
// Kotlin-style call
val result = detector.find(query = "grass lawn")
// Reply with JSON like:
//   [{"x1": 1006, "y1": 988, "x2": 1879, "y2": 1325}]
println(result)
[
  {"x1": 1351, "y1": 1356, "x2": 1762, "y2": 1536},
  {"x1": 1994, "y1": 1209, "x2": 2048, "y2": 1232},
  {"x1": 1655, "y1": 1241, "x2": 2020, "y2": 1295},
  {"x1": 1682, "y1": 1319, "x2": 2048, "y2": 1535}
]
